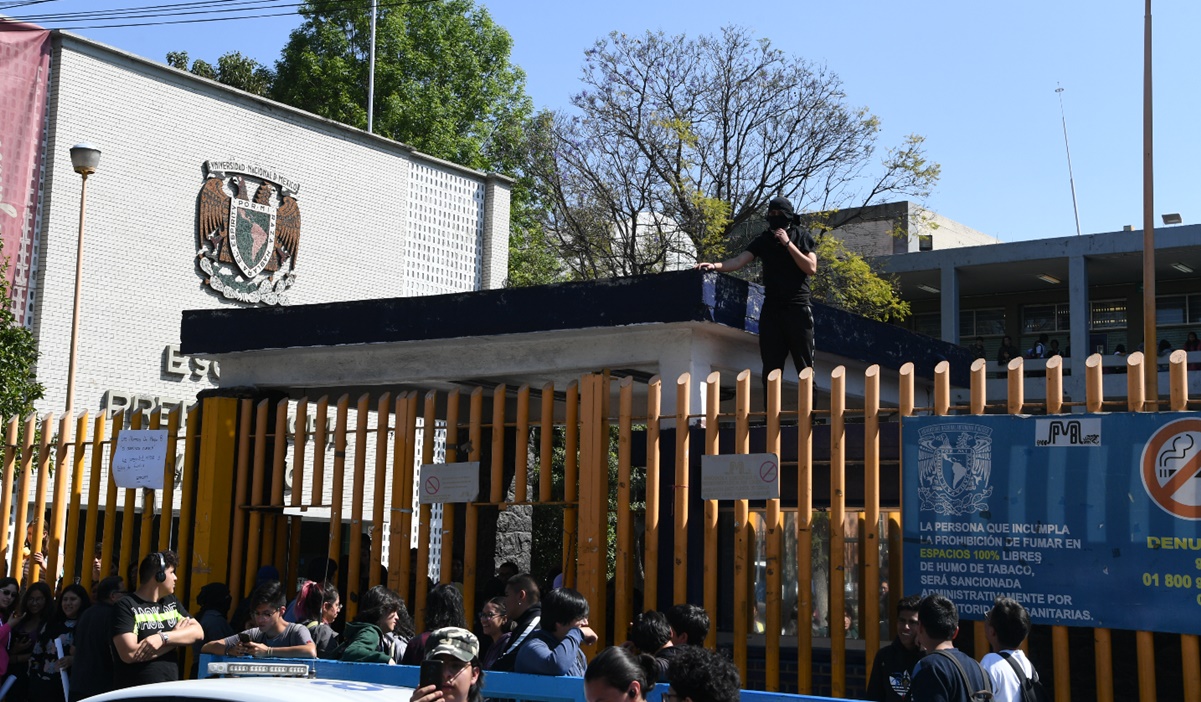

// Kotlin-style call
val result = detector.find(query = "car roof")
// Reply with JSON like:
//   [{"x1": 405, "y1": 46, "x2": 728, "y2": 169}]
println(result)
[{"x1": 83, "y1": 677, "x2": 415, "y2": 702}]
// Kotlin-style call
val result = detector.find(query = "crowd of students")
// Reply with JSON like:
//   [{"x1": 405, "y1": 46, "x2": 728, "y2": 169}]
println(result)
[
  {"x1": 0, "y1": 547, "x2": 743, "y2": 702},
  {"x1": 867, "y1": 593, "x2": 1045, "y2": 702}
]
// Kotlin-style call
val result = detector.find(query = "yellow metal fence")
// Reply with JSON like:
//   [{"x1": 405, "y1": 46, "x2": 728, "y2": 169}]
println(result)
[{"x1": 2, "y1": 350, "x2": 1200, "y2": 700}]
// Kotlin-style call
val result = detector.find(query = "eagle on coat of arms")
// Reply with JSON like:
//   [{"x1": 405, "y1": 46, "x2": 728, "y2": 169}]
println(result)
[{"x1": 196, "y1": 163, "x2": 301, "y2": 305}]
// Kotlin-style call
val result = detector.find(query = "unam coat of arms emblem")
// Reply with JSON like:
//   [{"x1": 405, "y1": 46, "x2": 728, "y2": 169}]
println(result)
[
  {"x1": 917, "y1": 423, "x2": 993, "y2": 516},
  {"x1": 196, "y1": 161, "x2": 300, "y2": 305}
]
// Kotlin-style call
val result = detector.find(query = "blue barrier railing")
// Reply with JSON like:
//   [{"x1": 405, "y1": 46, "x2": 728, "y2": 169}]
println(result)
[{"x1": 198, "y1": 654, "x2": 860, "y2": 702}]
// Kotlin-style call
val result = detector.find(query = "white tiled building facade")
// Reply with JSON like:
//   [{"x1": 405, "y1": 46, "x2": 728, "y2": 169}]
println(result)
[{"x1": 27, "y1": 33, "x2": 511, "y2": 416}]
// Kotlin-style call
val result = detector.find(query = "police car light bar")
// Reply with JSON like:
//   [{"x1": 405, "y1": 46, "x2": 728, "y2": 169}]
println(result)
[{"x1": 207, "y1": 661, "x2": 315, "y2": 678}]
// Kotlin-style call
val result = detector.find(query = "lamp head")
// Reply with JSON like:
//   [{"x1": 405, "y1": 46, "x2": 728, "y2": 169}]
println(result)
[{"x1": 69, "y1": 143, "x2": 101, "y2": 176}]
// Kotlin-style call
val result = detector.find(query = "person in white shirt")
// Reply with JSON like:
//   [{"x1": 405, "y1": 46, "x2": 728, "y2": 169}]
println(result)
[{"x1": 980, "y1": 597, "x2": 1038, "y2": 702}]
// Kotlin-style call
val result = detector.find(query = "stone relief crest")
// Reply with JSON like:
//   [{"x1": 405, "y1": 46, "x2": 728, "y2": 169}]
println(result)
[
  {"x1": 917, "y1": 423, "x2": 993, "y2": 516},
  {"x1": 196, "y1": 161, "x2": 300, "y2": 305}
]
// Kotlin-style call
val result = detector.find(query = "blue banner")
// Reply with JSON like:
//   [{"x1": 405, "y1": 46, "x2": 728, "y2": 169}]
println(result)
[{"x1": 902, "y1": 413, "x2": 1201, "y2": 635}]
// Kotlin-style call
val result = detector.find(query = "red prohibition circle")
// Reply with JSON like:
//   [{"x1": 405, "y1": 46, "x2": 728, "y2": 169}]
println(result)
[
  {"x1": 1140, "y1": 417, "x2": 1201, "y2": 520},
  {"x1": 759, "y1": 460, "x2": 778, "y2": 483},
  {"x1": 424, "y1": 476, "x2": 441, "y2": 495}
]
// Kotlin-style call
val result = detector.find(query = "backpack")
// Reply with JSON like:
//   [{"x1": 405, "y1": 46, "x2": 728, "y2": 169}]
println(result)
[
  {"x1": 932, "y1": 649, "x2": 993, "y2": 701},
  {"x1": 1000, "y1": 651, "x2": 1050, "y2": 702}
]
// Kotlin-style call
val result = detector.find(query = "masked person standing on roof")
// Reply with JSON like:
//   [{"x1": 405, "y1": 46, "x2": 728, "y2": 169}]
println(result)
[{"x1": 696, "y1": 196, "x2": 818, "y2": 395}]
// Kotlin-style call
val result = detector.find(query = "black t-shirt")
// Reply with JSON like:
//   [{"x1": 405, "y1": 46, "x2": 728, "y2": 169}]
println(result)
[
  {"x1": 70, "y1": 602, "x2": 116, "y2": 700},
  {"x1": 907, "y1": 647, "x2": 988, "y2": 702},
  {"x1": 110, "y1": 593, "x2": 189, "y2": 689},
  {"x1": 745, "y1": 226, "x2": 816, "y2": 305},
  {"x1": 867, "y1": 638, "x2": 924, "y2": 702}
]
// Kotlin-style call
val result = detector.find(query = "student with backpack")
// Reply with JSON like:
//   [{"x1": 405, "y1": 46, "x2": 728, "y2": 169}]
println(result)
[
  {"x1": 981, "y1": 597, "x2": 1048, "y2": 702},
  {"x1": 906, "y1": 594, "x2": 991, "y2": 702}
]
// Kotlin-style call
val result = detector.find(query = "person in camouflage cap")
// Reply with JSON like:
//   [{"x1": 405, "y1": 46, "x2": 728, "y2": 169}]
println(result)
[{"x1": 410, "y1": 627, "x2": 484, "y2": 702}]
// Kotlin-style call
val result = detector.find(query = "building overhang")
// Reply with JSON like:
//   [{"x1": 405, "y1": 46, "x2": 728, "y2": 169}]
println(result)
[{"x1": 181, "y1": 270, "x2": 973, "y2": 413}]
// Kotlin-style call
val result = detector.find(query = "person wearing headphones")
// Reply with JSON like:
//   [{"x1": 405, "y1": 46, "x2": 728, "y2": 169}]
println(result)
[{"x1": 111, "y1": 551, "x2": 203, "y2": 689}]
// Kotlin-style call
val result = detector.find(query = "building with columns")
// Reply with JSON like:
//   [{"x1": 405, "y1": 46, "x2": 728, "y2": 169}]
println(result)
[{"x1": 879, "y1": 224, "x2": 1201, "y2": 402}]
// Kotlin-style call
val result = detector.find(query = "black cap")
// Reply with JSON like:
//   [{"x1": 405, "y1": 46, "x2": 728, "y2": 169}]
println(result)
[{"x1": 767, "y1": 196, "x2": 794, "y2": 216}]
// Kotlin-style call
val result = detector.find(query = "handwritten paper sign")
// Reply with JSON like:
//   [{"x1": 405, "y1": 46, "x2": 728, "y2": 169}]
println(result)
[
  {"x1": 111, "y1": 430, "x2": 168, "y2": 489},
  {"x1": 701, "y1": 453, "x2": 780, "y2": 500},
  {"x1": 418, "y1": 462, "x2": 480, "y2": 504}
]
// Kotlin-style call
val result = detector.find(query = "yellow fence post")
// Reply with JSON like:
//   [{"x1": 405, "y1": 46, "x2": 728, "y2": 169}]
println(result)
[
  {"x1": 415, "y1": 391, "x2": 437, "y2": 631},
  {"x1": 578, "y1": 374, "x2": 607, "y2": 654},
  {"x1": 674, "y1": 373, "x2": 691, "y2": 606},
  {"x1": 371, "y1": 393, "x2": 392, "y2": 590},
  {"x1": 30, "y1": 413, "x2": 53, "y2": 586},
  {"x1": 48, "y1": 413, "x2": 72, "y2": 587},
  {"x1": 563, "y1": 381, "x2": 579, "y2": 589},
  {"x1": 175, "y1": 408, "x2": 200, "y2": 607},
  {"x1": 1125, "y1": 354, "x2": 1158, "y2": 702},
  {"x1": 645, "y1": 377, "x2": 661, "y2": 614},
  {"x1": 765, "y1": 370, "x2": 782, "y2": 691},
  {"x1": 81, "y1": 412, "x2": 105, "y2": 593},
  {"x1": 1, "y1": 418, "x2": 18, "y2": 578},
  {"x1": 330, "y1": 395, "x2": 350, "y2": 605},
  {"x1": 192, "y1": 397, "x2": 240, "y2": 612},
  {"x1": 703, "y1": 372, "x2": 720, "y2": 652},
  {"x1": 829, "y1": 367, "x2": 847, "y2": 698},
  {"x1": 797, "y1": 367, "x2": 814, "y2": 693},
  {"x1": 733, "y1": 370, "x2": 750, "y2": 680},
  {"x1": 99, "y1": 410, "x2": 122, "y2": 590},
  {"x1": 863, "y1": 365, "x2": 881, "y2": 681},
  {"x1": 346, "y1": 393, "x2": 370, "y2": 616},
  {"x1": 441, "y1": 390, "x2": 461, "y2": 588},
  {"x1": 616, "y1": 377, "x2": 635, "y2": 646},
  {"x1": 62, "y1": 413, "x2": 89, "y2": 588},
  {"x1": 245, "y1": 400, "x2": 270, "y2": 597}
]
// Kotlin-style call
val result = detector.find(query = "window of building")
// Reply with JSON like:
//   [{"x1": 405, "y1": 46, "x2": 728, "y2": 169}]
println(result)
[
  {"x1": 912, "y1": 312, "x2": 940, "y2": 339},
  {"x1": 1022, "y1": 303, "x2": 1070, "y2": 333},
  {"x1": 1157, "y1": 295, "x2": 1187, "y2": 326},
  {"x1": 1090, "y1": 300, "x2": 1127, "y2": 330},
  {"x1": 959, "y1": 308, "x2": 1005, "y2": 338}
]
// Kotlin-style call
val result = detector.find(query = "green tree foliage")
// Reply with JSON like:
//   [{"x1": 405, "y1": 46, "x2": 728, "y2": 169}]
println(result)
[
  {"x1": 166, "y1": 51, "x2": 274, "y2": 97},
  {"x1": 535, "y1": 26, "x2": 937, "y2": 315},
  {"x1": 0, "y1": 242, "x2": 43, "y2": 419},
  {"x1": 809, "y1": 234, "x2": 910, "y2": 322},
  {"x1": 270, "y1": 0, "x2": 556, "y2": 287},
  {"x1": 272, "y1": 0, "x2": 530, "y2": 171}
]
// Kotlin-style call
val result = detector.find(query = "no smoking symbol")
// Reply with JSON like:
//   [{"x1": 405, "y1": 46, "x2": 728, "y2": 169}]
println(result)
[
  {"x1": 424, "y1": 476, "x2": 441, "y2": 495},
  {"x1": 1141, "y1": 418, "x2": 1201, "y2": 520}
]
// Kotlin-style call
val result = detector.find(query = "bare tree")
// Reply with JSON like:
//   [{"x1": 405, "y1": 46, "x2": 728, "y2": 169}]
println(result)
[{"x1": 536, "y1": 25, "x2": 940, "y2": 278}]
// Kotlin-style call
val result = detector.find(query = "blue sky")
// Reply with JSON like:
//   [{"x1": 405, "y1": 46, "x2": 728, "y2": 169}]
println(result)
[{"x1": 8, "y1": 0, "x2": 1199, "y2": 243}]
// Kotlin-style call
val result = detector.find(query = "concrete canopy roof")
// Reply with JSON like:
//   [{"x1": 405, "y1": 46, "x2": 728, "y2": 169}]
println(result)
[{"x1": 181, "y1": 270, "x2": 971, "y2": 413}]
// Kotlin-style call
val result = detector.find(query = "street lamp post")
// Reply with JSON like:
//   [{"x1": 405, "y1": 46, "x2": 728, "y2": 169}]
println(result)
[{"x1": 65, "y1": 143, "x2": 101, "y2": 421}]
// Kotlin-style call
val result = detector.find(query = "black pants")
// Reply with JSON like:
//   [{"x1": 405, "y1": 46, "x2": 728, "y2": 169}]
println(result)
[{"x1": 758, "y1": 301, "x2": 814, "y2": 395}]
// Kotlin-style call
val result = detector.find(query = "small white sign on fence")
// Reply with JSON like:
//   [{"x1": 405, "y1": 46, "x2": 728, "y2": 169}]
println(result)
[
  {"x1": 111, "y1": 430, "x2": 169, "y2": 489},
  {"x1": 418, "y1": 462, "x2": 480, "y2": 504},
  {"x1": 701, "y1": 453, "x2": 780, "y2": 500}
]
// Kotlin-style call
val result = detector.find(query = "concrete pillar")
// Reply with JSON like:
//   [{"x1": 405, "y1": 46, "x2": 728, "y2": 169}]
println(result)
[
  {"x1": 481, "y1": 174, "x2": 512, "y2": 290},
  {"x1": 940, "y1": 265, "x2": 961, "y2": 344}
]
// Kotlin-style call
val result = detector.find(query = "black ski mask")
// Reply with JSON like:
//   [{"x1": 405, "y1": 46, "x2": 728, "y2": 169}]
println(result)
[{"x1": 766, "y1": 196, "x2": 795, "y2": 230}]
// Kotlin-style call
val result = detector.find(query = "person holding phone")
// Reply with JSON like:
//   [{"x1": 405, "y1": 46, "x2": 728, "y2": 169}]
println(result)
[
  {"x1": 201, "y1": 580, "x2": 315, "y2": 659},
  {"x1": 410, "y1": 627, "x2": 483, "y2": 702},
  {"x1": 695, "y1": 195, "x2": 818, "y2": 397}
]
